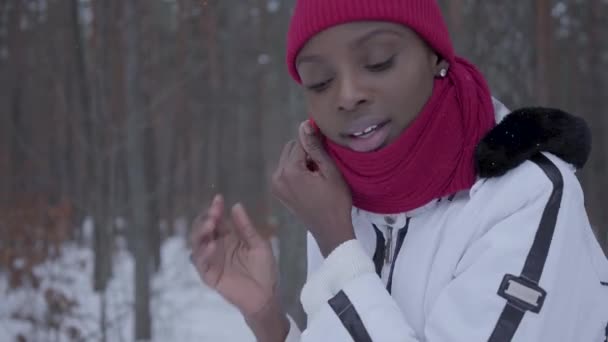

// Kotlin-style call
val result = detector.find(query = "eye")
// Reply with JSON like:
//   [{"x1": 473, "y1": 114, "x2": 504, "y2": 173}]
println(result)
[
  {"x1": 306, "y1": 78, "x2": 333, "y2": 93},
  {"x1": 366, "y1": 55, "x2": 395, "y2": 72}
]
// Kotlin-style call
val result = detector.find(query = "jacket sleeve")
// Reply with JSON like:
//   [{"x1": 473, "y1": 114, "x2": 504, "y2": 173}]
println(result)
[{"x1": 289, "y1": 153, "x2": 608, "y2": 341}]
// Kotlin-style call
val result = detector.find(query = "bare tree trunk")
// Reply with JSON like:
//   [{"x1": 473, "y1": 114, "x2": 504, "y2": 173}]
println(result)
[
  {"x1": 585, "y1": 0, "x2": 608, "y2": 250},
  {"x1": 139, "y1": 3, "x2": 162, "y2": 272},
  {"x1": 6, "y1": 0, "x2": 25, "y2": 194},
  {"x1": 69, "y1": 0, "x2": 91, "y2": 207},
  {"x1": 124, "y1": 0, "x2": 152, "y2": 339},
  {"x1": 90, "y1": 0, "x2": 113, "y2": 295},
  {"x1": 535, "y1": 0, "x2": 551, "y2": 105},
  {"x1": 199, "y1": 0, "x2": 221, "y2": 213},
  {"x1": 215, "y1": 1, "x2": 240, "y2": 207},
  {"x1": 0, "y1": 0, "x2": 10, "y2": 201}
]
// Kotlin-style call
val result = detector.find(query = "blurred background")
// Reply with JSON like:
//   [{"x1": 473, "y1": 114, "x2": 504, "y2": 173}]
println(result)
[{"x1": 0, "y1": 0, "x2": 606, "y2": 341}]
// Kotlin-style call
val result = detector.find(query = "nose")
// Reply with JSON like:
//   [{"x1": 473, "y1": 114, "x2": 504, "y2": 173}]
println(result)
[{"x1": 336, "y1": 73, "x2": 369, "y2": 112}]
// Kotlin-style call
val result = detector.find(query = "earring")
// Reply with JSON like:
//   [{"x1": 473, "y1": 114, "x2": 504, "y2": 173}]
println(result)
[{"x1": 439, "y1": 68, "x2": 448, "y2": 78}]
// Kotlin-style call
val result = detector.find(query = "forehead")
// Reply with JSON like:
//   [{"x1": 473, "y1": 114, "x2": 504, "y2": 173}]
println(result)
[{"x1": 297, "y1": 21, "x2": 412, "y2": 58}]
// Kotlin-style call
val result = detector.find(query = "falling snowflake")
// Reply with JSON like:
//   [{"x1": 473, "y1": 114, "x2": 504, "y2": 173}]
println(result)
[
  {"x1": 267, "y1": 0, "x2": 280, "y2": 13},
  {"x1": 258, "y1": 54, "x2": 271, "y2": 65}
]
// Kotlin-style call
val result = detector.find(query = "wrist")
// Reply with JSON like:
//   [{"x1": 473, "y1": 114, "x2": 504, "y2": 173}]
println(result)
[
  {"x1": 317, "y1": 221, "x2": 355, "y2": 258},
  {"x1": 244, "y1": 295, "x2": 289, "y2": 342}
]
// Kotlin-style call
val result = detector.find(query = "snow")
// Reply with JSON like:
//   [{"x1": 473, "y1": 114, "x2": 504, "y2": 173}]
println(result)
[{"x1": 0, "y1": 232, "x2": 256, "y2": 341}]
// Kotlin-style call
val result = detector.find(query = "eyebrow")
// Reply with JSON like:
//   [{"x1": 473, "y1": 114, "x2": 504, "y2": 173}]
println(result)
[{"x1": 296, "y1": 28, "x2": 404, "y2": 67}]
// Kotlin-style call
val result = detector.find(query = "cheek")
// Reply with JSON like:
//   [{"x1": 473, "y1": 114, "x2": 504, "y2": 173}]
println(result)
[
  {"x1": 398, "y1": 64, "x2": 434, "y2": 101},
  {"x1": 306, "y1": 97, "x2": 337, "y2": 129},
  {"x1": 384, "y1": 74, "x2": 434, "y2": 126},
  {"x1": 305, "y1": 91, "x2": 326, "y2": 112},
  {"x1": 391, "y1": 54, "x2": 435, "y2": 100},
  {"x1": 305, "y1": 96, "x2": 322, "y2": 122},
  {"x1": 308, "y1": 112, "x2": 334, "y2": 136}
]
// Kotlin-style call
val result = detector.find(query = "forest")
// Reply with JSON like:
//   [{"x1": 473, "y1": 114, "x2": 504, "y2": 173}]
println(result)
[{"x1": 0, "y1": 0, "x2": 606, "y2": 340}]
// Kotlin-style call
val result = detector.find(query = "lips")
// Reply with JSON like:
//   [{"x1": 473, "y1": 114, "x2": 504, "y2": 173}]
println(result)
[{"x1": 342, "y1": 119, "x2": 391, "y2": 152}]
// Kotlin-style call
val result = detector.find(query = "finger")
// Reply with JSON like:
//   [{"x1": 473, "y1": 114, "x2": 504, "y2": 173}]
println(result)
[
  {"x1": 192, "y1": 240, "x2": 219, "y2": 286},
  {"x1": 278, "y1": 140, "x2": 297, "y2": 169},
  {"x1": 231, "y1": 203, "x2": 265, "y2": 248},
  {"x1": 298, "y1": 120, "x2": 330, "y2": 171},
  {"x1": 273, "y1": 140, "x2": 297, "y2": 185},
  {"x1": 191, "y1": 203, "x2": 221, "y2": 247},
  {"x1": 288, "y1": 140, "x2": 309, "y2": 170},
  {"x1": 291, "y1": 137, "x2": 320, "y2": 172},
  {"x1": 190, "y1": 194, "x2": 224, "y2": 247},
  {"x1": 208, "y1": 194, "x2": 224, "y2": 220},
  {"x1": 193, "y1": 239, "x2": 216, "y2": 267}
]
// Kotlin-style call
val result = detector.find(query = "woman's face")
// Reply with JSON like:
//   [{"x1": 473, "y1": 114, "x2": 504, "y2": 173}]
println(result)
[{"x1": 296, "y1": 21, "x2": 445, "y2": 152}]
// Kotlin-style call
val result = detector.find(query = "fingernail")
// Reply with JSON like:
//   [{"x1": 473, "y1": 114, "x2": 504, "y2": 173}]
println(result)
[{"x1": 189, "y1": 252, "x2": 194, "y2": 264}]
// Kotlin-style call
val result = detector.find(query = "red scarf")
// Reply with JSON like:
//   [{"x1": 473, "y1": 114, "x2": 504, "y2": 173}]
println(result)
[{"x1": 322, "y1": 58, "x2": 495, "y2": 214}]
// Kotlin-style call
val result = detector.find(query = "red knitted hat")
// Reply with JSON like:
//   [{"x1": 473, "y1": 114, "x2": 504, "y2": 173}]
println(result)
[{"x1": 286, "y1": 0, "x2": 455, "y2": 83}]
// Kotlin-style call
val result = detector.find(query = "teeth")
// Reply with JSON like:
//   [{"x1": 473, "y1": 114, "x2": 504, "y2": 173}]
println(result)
[
  {"x1": 353, "y1": 124, "x2": 378, "y2": 137},
  {"x1": 364, "y1": 125, "x2": 377, "y2": 133}
]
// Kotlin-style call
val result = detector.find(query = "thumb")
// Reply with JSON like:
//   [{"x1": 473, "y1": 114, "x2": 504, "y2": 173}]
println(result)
[
  {"x1": 231, "y1": 203, "x2": 264, "y2": 248},
  {"x1": 298, "y1": 120, "x2": 330, "y2": 167}
]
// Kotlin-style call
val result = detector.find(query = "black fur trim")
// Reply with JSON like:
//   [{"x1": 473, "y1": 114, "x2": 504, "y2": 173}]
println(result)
[{"x1": 475, "y1": 107, "x2": 591, "y2": 178}]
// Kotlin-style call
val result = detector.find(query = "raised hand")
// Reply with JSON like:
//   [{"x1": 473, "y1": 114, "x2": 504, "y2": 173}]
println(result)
[
  {"x1": 190, "y1": 194, "x2": 277, "y2": 317},
  {"x1": 271, "y1": 121, "x2": 355, "y2": 257}
]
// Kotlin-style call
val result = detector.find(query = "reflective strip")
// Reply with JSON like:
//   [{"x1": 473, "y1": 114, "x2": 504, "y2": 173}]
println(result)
[{"x1": 503, "y1": 278, "x2": 543, "y2": 307}]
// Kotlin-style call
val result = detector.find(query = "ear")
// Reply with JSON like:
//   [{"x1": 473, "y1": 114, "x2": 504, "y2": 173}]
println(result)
[{"x1": 434, "y1": 58, "x2": 450, "y2": 78}]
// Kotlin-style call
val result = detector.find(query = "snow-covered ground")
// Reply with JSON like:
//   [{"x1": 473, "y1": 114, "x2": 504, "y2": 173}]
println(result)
[{"x1": 0, "y1": 228, "x2": 256, "y2": 341}]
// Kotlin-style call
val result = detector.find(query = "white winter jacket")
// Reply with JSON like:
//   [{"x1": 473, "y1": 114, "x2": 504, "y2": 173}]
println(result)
[{"x1": 285, "y1": 100, "x2": 608, "y2": 341}]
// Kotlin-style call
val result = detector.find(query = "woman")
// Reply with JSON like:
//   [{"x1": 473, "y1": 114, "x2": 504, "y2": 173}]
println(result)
[{"x1": 190, "y1": 0, "x2": 608, "y2": 340}]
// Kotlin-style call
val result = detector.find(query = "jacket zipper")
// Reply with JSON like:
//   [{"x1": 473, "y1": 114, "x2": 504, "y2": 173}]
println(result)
[
  {"x1": 373, "y1": 218, "x2": 410, "y2": 284},
  {"x1": 384, "y1": 226, "x2": 393, "y2": 265}
]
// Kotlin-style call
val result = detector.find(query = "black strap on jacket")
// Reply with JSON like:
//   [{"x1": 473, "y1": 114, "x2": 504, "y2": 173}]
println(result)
[
  {"x1": 328, "y1": 290, "x2": 373, "y2": 342},
  {"x1": 387, "y1": 218, "x2": 410, "y2": 294},
  {"x1": 372, "y1": 225, "x2": 385, "y2": 277},
  {"x1": 488, "y1": 153, "x2": 564, "y2": 341}
]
